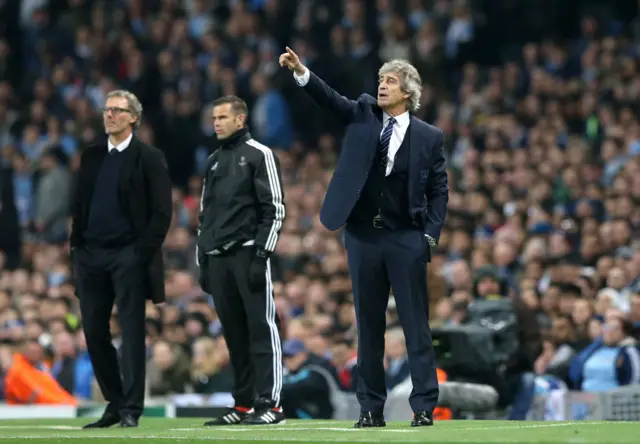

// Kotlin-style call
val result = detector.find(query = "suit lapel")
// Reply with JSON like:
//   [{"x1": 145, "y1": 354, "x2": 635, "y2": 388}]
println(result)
[
  {"x1": 366, "y1": 107, "x2": 384, "y2": 167},
  {"x1": 408, "y1": 116, "x2": 420, "y2": 205}
]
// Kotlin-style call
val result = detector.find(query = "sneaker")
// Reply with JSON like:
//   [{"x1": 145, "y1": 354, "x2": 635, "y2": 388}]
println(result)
[
  {"x1": 203, "y1": 407, "x2": 252, "y2": 426},
  {"x1": 243, "y1": 407, "x2": 286, "y2": 425}
]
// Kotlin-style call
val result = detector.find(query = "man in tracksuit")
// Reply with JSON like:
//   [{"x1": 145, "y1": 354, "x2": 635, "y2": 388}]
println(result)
[{"x1": 197, "y1": 95, "x2": 286, "y2": 426}]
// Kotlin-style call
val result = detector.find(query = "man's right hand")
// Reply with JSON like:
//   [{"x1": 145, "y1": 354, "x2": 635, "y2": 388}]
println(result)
[
  {"x1": 279, "y1": 46, "x2": 306, "y2": 76},
  {"x1": 198, "y1": 256, "x2": 210, "y2": 294}
]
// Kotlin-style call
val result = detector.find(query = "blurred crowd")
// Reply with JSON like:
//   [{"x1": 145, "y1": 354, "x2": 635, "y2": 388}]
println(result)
[{"x1": 0, "y1": 0, "x2": 639, "y2": 419}]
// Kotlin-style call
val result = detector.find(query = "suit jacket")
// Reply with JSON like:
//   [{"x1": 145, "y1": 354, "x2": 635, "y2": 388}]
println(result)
[
  {"x1": 70, "y1": 137, "x2": 173, "y2": 304},
  {"x1": 301, "y1": 72, "x2": 449, "y2": 253}
]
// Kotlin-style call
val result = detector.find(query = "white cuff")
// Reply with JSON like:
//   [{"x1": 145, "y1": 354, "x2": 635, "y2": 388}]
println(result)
[{"x1": 293, "y1": 68, "x2": 310, "y2": 86}]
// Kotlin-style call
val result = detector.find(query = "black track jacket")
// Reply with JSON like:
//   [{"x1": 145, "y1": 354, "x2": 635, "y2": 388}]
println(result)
[{"x1": 196, "y1": 128, "x2": 285, "y2": 261}]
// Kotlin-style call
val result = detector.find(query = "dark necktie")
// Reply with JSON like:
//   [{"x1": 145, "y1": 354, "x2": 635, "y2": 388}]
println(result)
[{"x1": 379, "y1": 117, "x2": 395, "y2": 171}]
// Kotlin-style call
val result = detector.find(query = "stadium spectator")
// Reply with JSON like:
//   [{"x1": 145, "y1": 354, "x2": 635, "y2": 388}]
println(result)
[
  {"x1": 3, "y1": 338, "x2": 77, "y2": 405},
  {"x1": 51, "y1": 329, "x2": 94, "y2": 400},
  {"x1": 569, "y1": 315, "x2": 640, "y2": 392},
  {"x1": 146, "y1": 339, "x2": 191, "y2": 397},
  {"x1": 280, "y1": 339, "x2": 336, "y2": 420},
  {"x1": 189, "y1": 335, "x2": 234, "y2": 395},
  {"x1": 384, "y1": 328, "x2": 410, "y2": 391}
]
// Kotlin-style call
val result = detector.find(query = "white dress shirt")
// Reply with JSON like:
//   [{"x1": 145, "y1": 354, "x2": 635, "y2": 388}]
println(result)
[
  {"x1": 294, "y1": 69, "x2": 410, "y2": 176},
  {"x1": 380, "y1": 111, "x2": 409, "y2": 176},
  {"x1": 108, "y1": 133, "x2": 133, "y2": 153}
]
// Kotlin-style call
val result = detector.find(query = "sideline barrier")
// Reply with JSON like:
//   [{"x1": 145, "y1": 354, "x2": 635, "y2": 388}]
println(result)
[
  {"x1": 528, "y1": 385, "x2": 640, "y2": 421},
  {"x1": 1, "y1": 384, "x2": 637, "y2": 421}
]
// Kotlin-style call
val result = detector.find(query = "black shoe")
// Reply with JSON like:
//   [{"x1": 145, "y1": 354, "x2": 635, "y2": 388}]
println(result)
[
  {"x1": 411, "y1": 410, "x2": 433, "y2": 427},
  {"x1": 119, "y1": 414, "x2": 139, "y2": 428},
  {"x1": 83, "y1": 412, "x2": 121, "y2": 429},
  {"x1": 243, "y1": 407, "x2": 285, "y2": 425},
  {"x1": 354, "y1": 411, "x2": 386, "y2": 428},
  {"x1": 204, "y1": 407, "x2": 251, "y2": 426}
]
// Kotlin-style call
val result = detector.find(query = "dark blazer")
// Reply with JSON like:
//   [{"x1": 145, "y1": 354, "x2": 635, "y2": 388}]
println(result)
[
  {"x1": 70, "y1": 137, "x2": 173, "y2": 304},
  {"x1": 301, "y1": 72, "x2": 449, "y2": 250}
]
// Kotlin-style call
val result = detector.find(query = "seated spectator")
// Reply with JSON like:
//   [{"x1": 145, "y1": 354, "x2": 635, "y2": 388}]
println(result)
[
  {"x1": 384, "y1": 327, "x2": 410, "y2": 390},
  {"x1": 533, "y1": 316, "x2": 577, "y2": 382},
  {"x1": 473, "y1": 265, "x2": 507, "y2": 300},
  {"x1": 146, "y1": 340, "x2": 191, "y2": 396},
  {"x1": 51, "y1": 330, "x2": 93, "y2": 400},
  {"x1": 189, "y1": 336, "x2": 233, "y2": 394},
  {"x1": 281, "y1": 339, "x2": 336, "y2": 419},
  {"x1": 3, "y1": 339, "x2": 77, "y2": 405},
  {"x1": 569, "y1": 315, "x2": 640, "y2": 392},
  {"x1": 330, "y1": 339, "x2": 357, "y2": 392}
]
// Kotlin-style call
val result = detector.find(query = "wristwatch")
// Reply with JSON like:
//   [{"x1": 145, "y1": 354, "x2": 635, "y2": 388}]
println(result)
[
  {"x1": 424, "y1": 234, "x2": 437, "y2": 248},
  {"x1": 256, "y1": 248, "x2": 269, "y2": 258}
]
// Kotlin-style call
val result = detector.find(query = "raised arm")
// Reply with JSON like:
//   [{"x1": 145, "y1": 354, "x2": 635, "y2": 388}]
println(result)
[{"x1": 279, "y1": 47, "x2": 356, "y2": 124}]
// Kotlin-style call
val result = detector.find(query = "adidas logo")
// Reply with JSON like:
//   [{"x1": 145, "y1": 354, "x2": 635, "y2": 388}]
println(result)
[
  {"x1": 222, "y1": 412, "x2": 243, "y2": 424},
  {"x1": 259, "y1": 411, "x2": 278, "y2": 423}
]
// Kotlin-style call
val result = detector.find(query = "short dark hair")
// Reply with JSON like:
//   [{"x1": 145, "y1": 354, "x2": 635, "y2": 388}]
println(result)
[{"x1": 212, "y1": 95, "x2": 248, "y2": 116}]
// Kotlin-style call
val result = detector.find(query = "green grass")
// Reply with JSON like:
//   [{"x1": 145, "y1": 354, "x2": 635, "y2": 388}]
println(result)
[{"x1": 0, "y1": 418, "x2": 638, "y2": 443}]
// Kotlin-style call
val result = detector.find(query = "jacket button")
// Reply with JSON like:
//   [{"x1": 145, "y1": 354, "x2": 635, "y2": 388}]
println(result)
[{"x1": 356, "y1": 190, "x2": 360, "y2": 194}]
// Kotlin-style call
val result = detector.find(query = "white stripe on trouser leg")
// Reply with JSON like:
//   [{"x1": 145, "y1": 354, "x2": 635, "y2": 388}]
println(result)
[{"x1": 265, "y1": 258, "x2": 282, "y2": 406}]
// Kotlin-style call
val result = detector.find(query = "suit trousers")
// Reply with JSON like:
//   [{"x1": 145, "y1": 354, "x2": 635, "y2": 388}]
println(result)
[
  {"x1": 74, "y1": 243, "x2": 147, "y2": 418},
  {"x1": 205, "y1": 247, "x2": 283, "y2": 408},
  {"x1": 344, "y1": 224, "x2": 439, "y2": 415}
]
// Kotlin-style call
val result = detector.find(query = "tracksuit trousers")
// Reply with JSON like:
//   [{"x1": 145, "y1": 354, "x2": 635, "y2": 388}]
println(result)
[{"x1": 205, "y1": 246, "x2": 283, "y2": 408}]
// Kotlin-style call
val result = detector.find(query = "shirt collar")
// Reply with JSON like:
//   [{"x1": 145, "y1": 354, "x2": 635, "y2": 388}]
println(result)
[
  {"x1": 383, "y1": 110, "x2": 410, "y2": 128},
  {"x1": 108, "y1": 133, "x2": 133, "y2": 153}
]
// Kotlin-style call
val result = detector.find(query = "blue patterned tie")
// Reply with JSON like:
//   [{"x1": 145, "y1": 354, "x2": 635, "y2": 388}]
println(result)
[{"x1": 379, "y1": 117, "x2": 395, "y2": 171}]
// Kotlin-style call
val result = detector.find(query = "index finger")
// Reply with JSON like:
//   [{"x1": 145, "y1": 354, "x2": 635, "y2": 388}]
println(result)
[{"x1": 286, "y1": 46, "x2": 295, "y2": 56}]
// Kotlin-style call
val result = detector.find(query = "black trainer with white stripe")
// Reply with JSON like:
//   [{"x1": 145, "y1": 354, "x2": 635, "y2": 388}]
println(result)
[
  {"x1": 242, "y1": 407, "x2": 285, "y2": 425},
  {"x1": 203, "y1": 407, "x2": 251, "y2": 426}
]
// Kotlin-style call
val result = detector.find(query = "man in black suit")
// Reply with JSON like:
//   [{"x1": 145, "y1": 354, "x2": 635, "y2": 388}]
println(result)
[
  {"x1": 70, "y1": 90, "x2": 172, "y2": 428},
  {"x1": 280, "y1": 48, "x2": 448, "y2": 428}
]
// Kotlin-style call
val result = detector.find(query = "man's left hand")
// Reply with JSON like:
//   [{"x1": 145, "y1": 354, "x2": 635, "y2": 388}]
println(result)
[{"x1": 249, "y1": 249, "x2": 268, "y2": 290}]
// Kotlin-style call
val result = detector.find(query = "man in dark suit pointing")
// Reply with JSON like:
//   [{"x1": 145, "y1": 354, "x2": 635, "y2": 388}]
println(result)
[
  {"x1": 280, "y1": 47, "x2": 448, "y2": 428},
  {"x1": 70, "y1": 90, "x2": 172, "y2": 428}
]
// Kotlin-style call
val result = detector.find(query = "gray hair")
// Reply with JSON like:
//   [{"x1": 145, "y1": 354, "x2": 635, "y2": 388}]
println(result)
[
  {"x1": 105, "y1": 89, "x2": 143, "y2": 129},
  {"x1": 378, "y1": 59, "x2": 422, "y2": 113}
]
